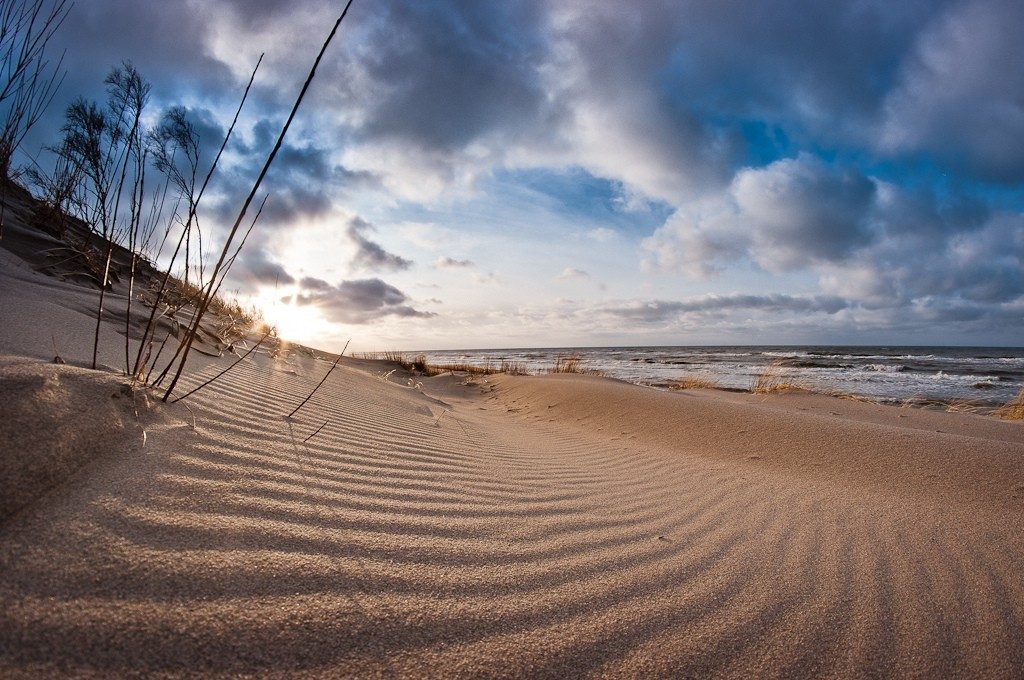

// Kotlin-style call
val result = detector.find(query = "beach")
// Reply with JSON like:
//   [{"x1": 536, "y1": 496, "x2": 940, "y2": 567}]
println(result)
[
  {"x1": 2, "y1": 237, "x2": 1024, "y2": 677},
  {"x1": 413, "y1": 346, "x2": 1024, "y2": 406}
]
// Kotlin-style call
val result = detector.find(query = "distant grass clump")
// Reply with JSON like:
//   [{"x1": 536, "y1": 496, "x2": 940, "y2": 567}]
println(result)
[
  {"x1": 547, "y1": 354, "x2": 604, "y2": 376},
  {"x1": 499, "y1": 359, "x2": 528, "y2": 375},
  {"x1": 671, "y1": 374, "x2": 719, "y2": 390},
  {"x1": 995, "y1": 388, "x2": 1024, "y2": 420},
  {"x1": 356, "y1": 351, "x2": 528, "y2": 377},
  {"x1": 750, "y1": 361, "x2": 806, "y2": 394}
]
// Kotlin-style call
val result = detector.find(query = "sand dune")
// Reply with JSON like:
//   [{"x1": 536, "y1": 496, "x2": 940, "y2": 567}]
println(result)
[
  {"x1": 2, "y1": 341, "x2": 1023, "y2": 677},
  {"x1": 2, "y1": 213, "x2": 1023, "y2": 676}
]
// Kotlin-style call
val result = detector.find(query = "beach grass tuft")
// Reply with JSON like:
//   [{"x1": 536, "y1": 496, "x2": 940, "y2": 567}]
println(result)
[
  {"x1": 750, "y1": 361, "x2": 805, "y2": 394},
  {"x1": 547, "y1": 354, "x2": 603, "y2": 375},
  {"x1": 356, "y1": 352, "x2": 529, "y2": 377},
  {"x1": 995, "y1": 387, "x2": 1024, "y2": 420},
  {"x1": 670, "y1": 374, "x2": 720, "y2": 390}
]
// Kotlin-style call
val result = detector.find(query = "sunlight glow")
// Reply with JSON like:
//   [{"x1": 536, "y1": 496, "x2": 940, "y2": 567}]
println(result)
[{"x1": 257, "y1": 290, "x2": 332, "y2": 346}]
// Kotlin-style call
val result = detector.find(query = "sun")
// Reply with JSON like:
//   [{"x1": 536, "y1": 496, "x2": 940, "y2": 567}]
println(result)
[{"x1": 258, "y1": 291, "x2": 331, "y2": 345}]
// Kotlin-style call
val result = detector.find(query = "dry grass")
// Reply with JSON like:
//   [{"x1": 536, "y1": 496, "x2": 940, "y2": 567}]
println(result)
[
  {"x1": 995, "y1": 387, "x2": 1024, "y2": 420},
  {"x1": 670, "y1": 374, "x2": 720, "y2": 390},
  {"x1": 354, "y1": 350, "x2": 407, "y2": 362},
  {"x1": 832, "y1": 391, "x2": 879, "y2": 404},
  {"x1": 547, "y1": 354, "x2": 603, "y2": 375},
  {"x1": 499, "y1": 359, "x2": 528, "y2": 375},
  {"x1": 750, "y1": 361, "x2": 806, "y2": 394},
  {"x1": 355, "y1": 352, "x2": 529, "y2": 377},
  {"x1": 148, "y1": 275, "x2": 265, "y2": 344},
  {"x1": 385, "y1": 353, "x2": 597, "y2": 377},
  {"x1": 943, "y1": 398, "x2": 993, "y2": 416}
]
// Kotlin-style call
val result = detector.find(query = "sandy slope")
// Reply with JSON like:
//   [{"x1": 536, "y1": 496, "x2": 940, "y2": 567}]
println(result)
[
  {"x1": 2, "y1": 212, "x2": 1024, "y2": 677},
  {"x1": 1, "y1": 343, "x2": 1022, "y2": 677}
]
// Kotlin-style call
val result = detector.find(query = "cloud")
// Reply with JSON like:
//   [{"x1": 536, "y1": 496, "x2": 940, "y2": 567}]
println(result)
[
  {"x1": 294, "y1": 277, "x2": 434, "y2": 324},
  {"x1": 817, "y1": 210, "x2": 1024, "y2": 308},
  {"x1": 398, "y1": 222, "x2": 453, "y2": 251},
  {"x1": 586, "y1": 227, "x2": 616, "y2": 242},
  {"x1": 599, "y1": 294, "x2": 849, "y2": 324},
  {"x1": 644, "y1": 154, "x2": 879, "y2": 276},
  {"x1": 345, "y1": 217, "x2": 412, "y2": 271},
  {"x1": 433, "y1": 256, "x2": 474, "y2": 269},
  {"x1": 878, "y1": 0, "x2": 1024, "y2": 182},
  {"x1": 556, "y1": 267, "x2": 590, "y2": 281},
  {"x1": 644, "y1": 154, "x2": 1024, "y2": 319},
  {"x1": 230, "y1": 247, "x2": 295, "y2": 287},
  {"x1": 298, "y1": 276, "x2": 332, "y2": 291},
  {"x1": 20, "y1": 0, "x2": 1024, "y2": 345},
  {"x1": 472, "y1": 271, "x2": 499, "y2": 285},
  {"x1": 730, "y1": 155, "x2": 878, "y2": 269}
]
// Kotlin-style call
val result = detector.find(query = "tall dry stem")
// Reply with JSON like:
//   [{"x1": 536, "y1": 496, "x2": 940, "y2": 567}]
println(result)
[{"x1": 162, "y1": 0, "x2": 355, "y2": 402}]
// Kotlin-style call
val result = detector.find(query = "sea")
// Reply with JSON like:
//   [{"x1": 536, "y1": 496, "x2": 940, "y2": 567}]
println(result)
[{"x1": 413, "y1": 346, "x2": 1024, "y2": 406}]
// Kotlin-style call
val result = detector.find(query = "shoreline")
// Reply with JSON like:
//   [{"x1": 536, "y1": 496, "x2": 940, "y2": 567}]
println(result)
[{"x1": 360, "y1": 350, "x2": 1024, "y2": 418}]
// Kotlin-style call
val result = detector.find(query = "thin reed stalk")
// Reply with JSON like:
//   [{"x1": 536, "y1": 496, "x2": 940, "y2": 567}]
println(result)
[
  {"x1": 162, "y1": 0, "x2": 354, "y2": 402},
  {"x1": 303, "y1": 420, "x2": 328, "y2": 443},
  {"x1": 170, "y1": 328, "x2": 272, "y2": 403},
  {"x1": 124, "y1": 146, "x2": 147, "y2": 373},
  {"x1": 288, "y1": 339, "x2": 350, "y2": 418},
  {"x1": 134, "y1": 55, "x2": 262, "y2": 379}
]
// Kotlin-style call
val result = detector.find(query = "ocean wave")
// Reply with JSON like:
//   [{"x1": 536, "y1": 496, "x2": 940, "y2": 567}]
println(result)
[
  {"x1": 862, "y1": 363, "x2": 905, "y2": 373},
  {"x1": 778, "y1": 359, "x2": 854, "y2": 369}
]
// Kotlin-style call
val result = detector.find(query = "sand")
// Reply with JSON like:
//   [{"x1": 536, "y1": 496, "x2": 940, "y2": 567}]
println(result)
[{"x1": 2, "y1": 207, "x2": 1024, "y2": 677}]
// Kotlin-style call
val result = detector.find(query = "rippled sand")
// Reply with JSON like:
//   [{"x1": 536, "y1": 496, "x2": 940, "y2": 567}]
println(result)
[{"x1": 2, "y1": 348, "x2": 1023, "y2": 678}]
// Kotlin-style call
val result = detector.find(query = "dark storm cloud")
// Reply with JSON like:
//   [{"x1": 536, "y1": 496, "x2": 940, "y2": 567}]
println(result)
[
  {"x1": 204, "y1": 124, "x2": 374, "y2": 232},
  {"x1": 351, "y1": 2, "x2": 553, "y2": 151},
  {"x1": 345, "y1": 217, "x2": 412, "y2": 272},
  {"x1": 817, "y1": 211, "x2": 1024, "y2": 309},
  {"x1": 41, "y1": 0, "x2": 1022, "y2": 187},
  {"x1": 40, "y1": 0, "x2": 1023, "y2": 190},
  {"x1": 646, "y1": 154, "x2": 1024, "y2": 314},
  {"x1": 294, "y1": 277, "x2": 433, "y2": 324},
  {"x1": 879, "y1": 0, "x2": 1024, "y2": 182}
]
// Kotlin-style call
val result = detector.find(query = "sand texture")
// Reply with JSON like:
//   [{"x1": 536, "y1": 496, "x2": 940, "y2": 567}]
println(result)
[
  {"x1": 1, "y1": 345, "x2": 1022, "y2": 678},
  {"x1": 2, "y1": 209, "x2": 1024, "y2": 677}
]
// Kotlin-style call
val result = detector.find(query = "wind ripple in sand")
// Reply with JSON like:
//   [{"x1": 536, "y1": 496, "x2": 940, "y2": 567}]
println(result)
[{"x1": 1, "y1": 355, "x2": 1023, "y2": 678}]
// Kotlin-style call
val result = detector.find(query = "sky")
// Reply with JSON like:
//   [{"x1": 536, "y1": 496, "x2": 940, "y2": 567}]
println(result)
[{"x1": 20, "y1": 0, "x2": 1024, "y2": 351}]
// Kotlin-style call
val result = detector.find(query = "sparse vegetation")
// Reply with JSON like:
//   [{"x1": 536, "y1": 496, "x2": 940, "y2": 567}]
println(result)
[
  {"x1": 750, "y1": 361, "x2": 805, "y2": 394},
  {"x1": 355, "y1": 351, "x2": 529, "y2": 377},
  {"x1": 1, "y1": 2, "x2": 355, "y2": 399},
  {"x1": 0, "y1": 0, "x2": 71, "y2": 183},
  {"x1": 288, "y1": 339, "x2": 350, "y2": 418},
  {"x1": 159, "y1": 3, "x2": 355, "y2": 402},
  {"x1": 670, "y1": 374, "x2": 720, "y2": 390},
  {"x1": 547, "y1": 354, "x2": 603, "y2": 375},
  {"x1": 995, "y1": 388, "x2": 1024, "y2": 421}
]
